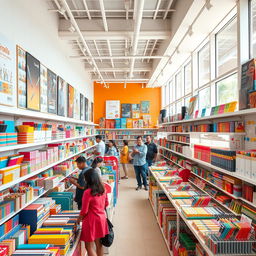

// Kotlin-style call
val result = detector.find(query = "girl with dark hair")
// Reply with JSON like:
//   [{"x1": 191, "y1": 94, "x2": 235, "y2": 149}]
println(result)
[
  {"x1": 120, "y1": 140, "x2": 129, "y2": 179},
  {"x1": 106, "y1": 140, "x2": 119, "y2": 157},
  {"x1": 91, "y1": 157, "x2": 104, "y2": 177},
  {"x1": 75, "y1": 168, "x2": 109, "y2": 256}
]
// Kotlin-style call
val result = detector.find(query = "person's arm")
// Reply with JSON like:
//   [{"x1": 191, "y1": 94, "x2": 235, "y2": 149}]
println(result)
[
  {"x1": 69, "y1": 178, "x2": 85, "y2": 190},
  {"x1": 139, "y1": 145, "x2": 147, "y2": 158}
]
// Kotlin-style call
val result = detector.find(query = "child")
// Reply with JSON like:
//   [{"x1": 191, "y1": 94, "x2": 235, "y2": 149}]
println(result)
[
  {"x1": 91, "y1": 157, "x2": 104, "y2": 177},
  {"x1": 120, "y1": 140, "x2": 129, "y2": 179},
  {"x1": 106, "y1": 140, "x2": 119, "y2": 157}
]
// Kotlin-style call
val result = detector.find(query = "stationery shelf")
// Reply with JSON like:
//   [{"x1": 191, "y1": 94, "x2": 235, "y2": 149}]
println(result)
[
  {"x1": 97, "y1": 128, "x2": 158, "y2": 130},
  {"x1": 167, "y1": 140, "x2": 190, "y2": 145}
]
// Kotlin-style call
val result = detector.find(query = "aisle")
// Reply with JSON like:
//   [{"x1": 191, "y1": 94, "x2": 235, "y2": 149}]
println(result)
[{"x1": 109, "y1": 165, "x2": 170, "y2": 256}]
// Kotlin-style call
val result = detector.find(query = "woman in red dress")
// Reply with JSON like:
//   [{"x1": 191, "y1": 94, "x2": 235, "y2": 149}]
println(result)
[{"x1": 75, "y1": 168, "x2": 109, "y2": 256}]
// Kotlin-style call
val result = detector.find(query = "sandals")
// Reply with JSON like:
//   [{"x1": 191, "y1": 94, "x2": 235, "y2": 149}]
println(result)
[{"x1": 121, "y1": 176, "x2": 129, "y2": 179}]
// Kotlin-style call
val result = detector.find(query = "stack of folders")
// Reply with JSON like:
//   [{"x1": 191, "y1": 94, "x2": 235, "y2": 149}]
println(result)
[
  {"x1": 181, "y1": 206, "x2": 226, "y2": 219},
  {"x1": 169, "y1": 191, "x2": 199, "y2": 199}
]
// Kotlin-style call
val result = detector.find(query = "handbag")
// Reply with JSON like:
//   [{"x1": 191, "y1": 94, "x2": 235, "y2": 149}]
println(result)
[{"x1": 100, "y1": 217, "x2": 114, "y2": 247}]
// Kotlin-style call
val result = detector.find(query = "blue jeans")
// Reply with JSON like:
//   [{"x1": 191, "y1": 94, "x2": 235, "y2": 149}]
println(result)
[
  {"x1": 134, "y1": 164, "x2": 148, "y2": 187},
  {"x1": 146, "y1": 159, "x2": 153, "y2": 175}
]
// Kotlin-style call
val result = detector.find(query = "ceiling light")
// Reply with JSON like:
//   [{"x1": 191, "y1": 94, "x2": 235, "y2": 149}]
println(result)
[
  {"x1": 69, "y1": 24, "x2": 75, "y2": 33},
  {"x1": 188, "y1": 26, "x2": 193, "y2": 37},
  {"x1": 205, "y1": 0, "x2": 213, "y2": 10},
  {"x1": 59, "y1": 7, "x2": 66, "y2": 15}
]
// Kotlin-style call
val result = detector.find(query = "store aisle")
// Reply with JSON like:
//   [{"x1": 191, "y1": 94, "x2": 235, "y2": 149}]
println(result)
[{"x1": 109, "y1": 165, "x2": 170, "y2": 256}]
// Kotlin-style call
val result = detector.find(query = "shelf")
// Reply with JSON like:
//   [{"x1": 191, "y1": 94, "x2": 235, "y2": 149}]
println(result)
[
  {"x1": 159, "y1": 153, "x2": 185, "y2": 169},
  {"x1": 67, "y1": 230, "x2": 82, "y2": 256},
  {"x1": 161, "y1": 108, "x2": 256, "y2": 125},
  {"x1": 97, "y1": 128, "x2": 158, "y2": 130},
  {"x1": 0, "y1": 105, "x2": 96, "y2": 126},
  {"x1": 159, "y1": 131, "x2": 246, "y2": 136},
  {"x1": 159, "y1": 146, "x2": 256, "y2": 187},
  {"x1": 0, "y1": 144, "x2": 96, "y2": 191},
  {"x1": 148, "y1": 199, "x2": 173, "y2": 256},
  {"x1": 104, "y1": 139, "x2": 137, "y2": 141},
  {"x1": 167, "y1": 140, "x2": 190, "y2": 145},
  {"x1": 0, "y1": 134, "x2": 96, "y2": 153}
]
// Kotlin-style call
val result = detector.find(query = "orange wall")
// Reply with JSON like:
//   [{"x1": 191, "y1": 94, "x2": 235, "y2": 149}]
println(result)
[{"x1": 94, "y1": 82, "x2": 161, "y2": 126}]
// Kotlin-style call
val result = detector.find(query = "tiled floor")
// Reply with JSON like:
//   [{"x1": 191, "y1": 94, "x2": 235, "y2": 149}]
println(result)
[{"x1": 109, "y1": 165, "x2": 170, "y2": 256}]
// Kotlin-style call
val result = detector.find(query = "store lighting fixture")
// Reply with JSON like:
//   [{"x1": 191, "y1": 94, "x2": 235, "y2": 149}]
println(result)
[
  {"x1": 188, "y1": 26, "x2": 193, "y2": 37},
  {"x1": 205, "y1": 0, "x2": 213, "y2": 10}
]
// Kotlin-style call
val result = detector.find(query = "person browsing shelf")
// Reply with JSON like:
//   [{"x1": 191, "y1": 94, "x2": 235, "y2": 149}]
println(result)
[
  {"x1": 75, "y1": 168, "x2": 109, "y2": 256},
  {"x1": 145, "y1": 135, "x2": 158, "y2": 175},
  {"x1": 91, "y1": 157, "x2": 104, "y2": 177},
  {"x1": 69, "y1": 156, "x2": 90, "y2": 210},
  {"x1": 132, "y1": 136, "x2": 148, "y2": 191},
  {"x1": 120, "y1": 140, "x2": 129, "y2": 179},
  {"x1": 106, "y1": 140, "x2": 119, "y2": 158},
  {"x1": 94, "y1": 135, "x2": 106, "y2": 157}
]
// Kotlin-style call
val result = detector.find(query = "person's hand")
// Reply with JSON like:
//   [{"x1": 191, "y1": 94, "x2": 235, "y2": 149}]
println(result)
[
  {"x1": 69, "y1": 178, "x2": 76, "y2": 185},
  {"x1": 133, "y1": 149, "x2": 139, "y2": 154}
]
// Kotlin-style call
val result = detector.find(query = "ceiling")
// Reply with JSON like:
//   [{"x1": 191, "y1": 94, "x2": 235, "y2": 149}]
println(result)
[{"x1": 46, "y1": 0, "x2": 176, "y2": 86}]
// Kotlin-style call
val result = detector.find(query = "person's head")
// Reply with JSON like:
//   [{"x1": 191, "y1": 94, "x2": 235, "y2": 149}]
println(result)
[
  {"x1": 123, "y1": 140, "x2": 128, "y2": 146},
  {"x1": 108, "y1": 140, "x2": 114, "y2": 148},
  {"x1": 91, "y1": 157, "x2": 104, "y2": 169},
  {"x1": 146, "y1": 135, "x2": 152, "y2": 143},
  {"x1": 84, "y1": 168, "x2": 105, "y2": 196},
  {"x1": 95, "y1": 135, "x2": 102, "y2": 143},
  {"x1": 75, "y1": 156, "x2": 87, "y2": 170},
  {"x1": 136, "y1": 136, "x2": 143, "y2": 146}
]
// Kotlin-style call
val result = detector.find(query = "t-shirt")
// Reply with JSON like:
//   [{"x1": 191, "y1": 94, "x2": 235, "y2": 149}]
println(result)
[
  {"x1": 133, "y1": 144, "x2": 147, "y2": 166},
  {"x1": 96, "y1": 140, "x2": 106, "y2": 157},
  {"x1": 145, "y1": 142, "x2": 158, "y2": 161},
  {"x1": 75, "y1": 167, "x2": 90, "y2": 203}
]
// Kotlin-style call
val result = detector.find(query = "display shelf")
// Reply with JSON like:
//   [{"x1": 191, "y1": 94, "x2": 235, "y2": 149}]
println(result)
[
  {"x1": 159, "y1": 132, "x2": 190, "y2": 135},
  {"x1": 0, "y1": 105, "x2": 96, "y2": 126},
  {"x1": 97, "y1": 128, "x2": 158, "y2": 130},
  {"x1": 0, "y1": 134, "x2": 96, "y2": 153},
  {"x1": 0, "y1": 144, "x2": 96, "y2": 191},
  {"x1": 0, "y1": 167, "x2": 78, "y2": 226},
  {"x1": 240, "y1": 197, "x2": 256, "y2": 208},
  {"x1": 150, "y1": 170, "x2": 214, "y2": 256},
  {"x1": 159, "y1": 153, "x2": 184, "y2": 169},
  {"x1": 67, "y1": 230, "x2": 82, "y2": 256},
  {"x1": 159, "y1": 146, "x2": 256, "y2": 186},
  {"x1": 159, "y1": 131, "x2": 246, "y2": 136},
  {"x1": 104, "y1": 139, "x2": 137, "y2": 141},
  {"x1": 148, "y1": 198, "x2": 173, "y2": 256},
  {"x1": 167, "y1": 140, "x2": 190, "y2": 145},
  {"x1": 188, "y1": 180, "x2": 240, "y2": 216},
  {"x1": 161, "y1": 108, "x2": 256, "y2": 125}
]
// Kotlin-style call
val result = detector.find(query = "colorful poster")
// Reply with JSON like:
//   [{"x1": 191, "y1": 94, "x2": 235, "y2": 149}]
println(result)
[
  {"x1": 121, "y1": 103, "x2": 131, "y2": 118},
  {"x1": 88, "y1": 100, "x2": 91, "y2": 122},
  {"x1": 106, "y1": 100, "x2": 120, "y2": 119},
  {"x1": 80, "y1": 94, "x2": 84, "y2": 120},
  {"x1": 141, "y1": 101, "x2": 150, "y2": 113},
  {"x1": 57, "y1": 76, "x2": 67, "y2": 117},
  {"x1": 91, "y1": 102, "x2": 94, "y2": 122},
  {"x1": 132, "y1": 104, "x2": 140, "y2": 112},
  {"x1": 26, "y1": 53, "x2": 40, "y2": 111},
  {"x1": 68, "y1": 84, "x2": 74, "y2": 118},
  {"x1": 85, "y1": 97, "x2": 89, "y2": 121},
  {"x1": 17, "y1": 46, "x2": 26, "y2": 108},
  {"x1": 40, "y1": 64, "x2": 47, "y2": 113},
  {"x1": 74, "y1": 89, "x2": 80, "y2": 119},
  {"x1": 47, "y1": 69, "x2": 57, "y2": 114},
  {"x1": 0, "y1": 34, "x2": 15, "y2": 106}
]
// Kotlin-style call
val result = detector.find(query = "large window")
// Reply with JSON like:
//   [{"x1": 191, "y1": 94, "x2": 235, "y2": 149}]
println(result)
[
  {"x1": 251, "y1": 0, "x2": 256, "y2": 56},
  {"x1": 166, "y1": 82, "x2": 170, "y2": 106},
  {"x1": 198, "y1": 87, "x2": 211, "y2": 110},
  {"x1": 216, "y1": 73, "x2": 238, "y2": 105},
  {"x1": 175, "y1": 72, "x2": 182, "y2": 99},
  {"x1": 216, "y1": 17, "x2": 237, "y2": 76},
  {"x1": 184, "y1": 62, "x2": 192, "y2": 95},
  {"x1": 198, "y1": 43, "x2": 210, "y2": 86}
]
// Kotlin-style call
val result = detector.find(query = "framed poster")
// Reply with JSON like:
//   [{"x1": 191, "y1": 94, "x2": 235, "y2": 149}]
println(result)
[
  {"x1": 57, "y1": 76, "x2": 67, "y2": 117},
  {"x1": 68, "y1": 84, "x2": 74, "y2": 118},
  {"x1": 17, "y1": 46, "x2": 26, "y2": 108},
  {"x1": 106, "y1": 100, "x2": 120, "y2": 119},
  {"x1": 47, "y1": 69, "x2": 57, "y2": 114},
  {"x1": 74, "y1": 89, "x2": 80, "y2": 119},
  {"x1": 26, "y1": 53, "x2": 40, "y2": 111},
  {"x1": 84, "y1": 97, "x2": 89, "y2": 121},
  {"x1": 141, "y1": 101, "x2": 150, "y2": 113},
  {"x1": 80, "y1": 94, "x2": 84, "y2": 120},
  {"x1": 91, "y1": 102, "x2": 94, "y2": 122},
  {"x1": 40, "y1": 64, "x2": 47, "y2": 112},
  {"x1": 132, "y1": 104, "x2": 140, "y2": 112},
  {"x1": 121, "y1": 103, "x2": 131, "y2": 118},
  {"x1": 0, "y1": 34, "x2": 15, "y2": 107}
]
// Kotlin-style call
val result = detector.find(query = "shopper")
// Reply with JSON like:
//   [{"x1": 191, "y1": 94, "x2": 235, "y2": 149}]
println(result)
[
  {"x1": 69, "y1": 156, "x2": 90, "y2": 210},
  {"x1": 91, "y1": 157, "x2": 104, "y2": 177},
  {"x1": 132, "y1": 136, "x2": 148, "y2": 191},
  {"x1": 120, "y1": 140, "x2": 129, "y2": 179},
  {"x1": 75, "y1": 168, "x2": 109, "y2": 256},
  {"x1": 145, "y1": 135, "x2": 158, "y2": 174},
  {"x1": 94, "y1": 135, "x2": 106, "y2": 157},
  {"x1": 106, "y1": 140, "x2": 119, "y2": 157}
]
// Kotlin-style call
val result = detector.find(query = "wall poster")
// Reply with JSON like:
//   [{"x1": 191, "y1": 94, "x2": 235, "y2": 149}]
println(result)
[
  {"x1": 141, "y1": 101, "x2": 150, "y2": 113},
  {"x1": 121, "y1": 103, "x2": 131, "y2": 118},
  {"x1": 80, "y1": 94, "x2": 84, "y2": 120},
  {"x1": 26, "y1": 53, "x2": 40, "y2": 111},
  {"x1": 0, "y1": 34, "x2": 15, "y2": 107},
  {"x1": 106, "y1": 100, "x2": 120, "y2": 119},
  {"x1": 40, "y1": 64, "x2": 48, "y2": 112},
  {"x1": 74, "y1": 89, "x2": 80, "y2": 119},
  {"x1": 68, "y1": 84, "x2": 74, "y2": 118},
  {"x1": 57, "y1": 76, "x2": 67, "y2": 117},
  {"x1": 47, "y1": 69, "x2": 57, "y2": 114},
  {"x1": 84, "y1": 97, "x2": 89, "y2": 121},
  {"x1": 17, "y1": 45, "x2": 26, "y2": 108},
  {"x1": 91, "y1": 102, "x2": 94, "y2": 122}
]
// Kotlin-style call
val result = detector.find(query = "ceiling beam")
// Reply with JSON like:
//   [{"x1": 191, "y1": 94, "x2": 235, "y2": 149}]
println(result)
[
  {"x1": 153, "y1": 0, "x2": 162, "y2": 20},
  {"x1": 163, "y1": 0, "x2": 174, "y2": 19},
  {"x1": 70, "y1": 55, "x2": 169, "y2": 60},
  {"x1": 142, "y1": 39, "x2": 149, "y2": 62},
  {"x1": 93, "y1": 40, "x2": 102, "y2": 62},
  {"x1": 82, "y1": 0, "x2": 91, "y2": 19},
  {"x1": 99, "y1": 0, "x2": 108, "y2": 31},
  {"x1": 85, "y1": 67, "x2": 152, "y2": 72},
  {"x1": 49, "y1": 9, "x2": 176, "y2": 13},
  {"x1": 147, "y1": 40, "x2": 158, "y2": 63}
]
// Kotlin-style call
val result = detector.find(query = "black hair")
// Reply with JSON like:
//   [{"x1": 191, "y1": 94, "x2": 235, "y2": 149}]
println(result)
[
  {"x1": 84, "y1": 168, "x2": 105, "y2": 196},
  {"x1": 75, "y1": 156, "x2": 86, "y2": 163},
  {"x1": 109, "y1": 140, "x2": 119, "y2": 152},
  {"x1": 146, "y1": 135, "x2": 152, "y2": 138},
  {"x1": 123, "y1": 140, "x2": 128, "y2": 146},
  {"x1": 137, "y1": 136, "x2": 143, "y2": 140},
  {"x1": 95, "y1": 135, "x2": 102, "y2": 140},
  {"x1": 91, "y1": 157, "x2": 103, "y2": 169}
]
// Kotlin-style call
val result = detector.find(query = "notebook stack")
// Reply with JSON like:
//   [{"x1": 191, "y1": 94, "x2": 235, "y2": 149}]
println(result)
[{"x1": 181, "y1": 206, "x2": 226, "y2": 219}]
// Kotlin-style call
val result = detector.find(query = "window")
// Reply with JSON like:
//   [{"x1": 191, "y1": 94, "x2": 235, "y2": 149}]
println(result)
[
  {"x1": 172, "y1": 80, "x2": 176, "y2": 102},
  {"x1": 198, "y1": 43, "x2": 210, "y2": 86},
  {"x1": 169, "y1": 80, "x2": 174, "y2": 103},
  {"x1": 184, "y1": 96, "x2": 190, "y2": 108},
  {"x1": 251, "y1": 0, "x2": 256, "y2": 56},
  {"x1": 216, "y1": 17, "x2": 237, "y2": 76},
  {"x1": 198, "y1": 87, "x2": 211, "y2": 109},
  {"x1": 176, "y1": 100, "x2": 182, "y2": 114},
  {"x1": 175, "y1": 71, "x2": 182, "y2": 99},
  {"x1": 184, "y1": 62, "x2": 192, "y2": 95},
  {"x1": 166, "y1": 82, "x2": 170, "y2": 105},
  {"x1": 216, "y1": 73, "x2": 238, "y2": 105},
  {"x1": 162, "y1": 86, "x2": 166, "y2": 107}
]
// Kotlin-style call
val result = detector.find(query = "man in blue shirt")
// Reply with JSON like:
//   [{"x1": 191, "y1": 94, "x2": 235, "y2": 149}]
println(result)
[{"x1": 132, "y1": 136, "x2": 148, "y2": 191}]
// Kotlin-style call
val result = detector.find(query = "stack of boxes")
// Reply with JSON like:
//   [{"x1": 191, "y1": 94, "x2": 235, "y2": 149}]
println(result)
[{"x1": 0, "y1": 121, "x2": 18, "y2": 147}]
